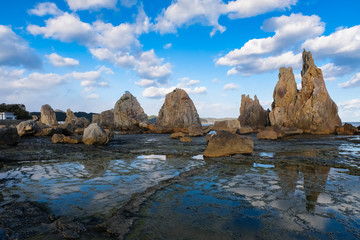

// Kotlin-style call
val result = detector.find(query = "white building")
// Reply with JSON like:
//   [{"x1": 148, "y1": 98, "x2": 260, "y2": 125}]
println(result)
[{"x1": 0, "y1": 112, "x2": 17, "y2": 120}]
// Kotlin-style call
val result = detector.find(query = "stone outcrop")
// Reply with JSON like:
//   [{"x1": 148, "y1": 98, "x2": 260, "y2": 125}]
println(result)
[
  {"x1": 114, "y1": 92, "x2": 148, "y2": 130},
  {"x1": 100, "y1": 110, "x2": 114, "y2": 129},
  {"x1": 16, "y1": 120, "x2": 41, "y2": 136},
  {"x1": 170, "y1": 132, "x2": 186, "y2": 139},
  {"x1": 62, "y1": 109, "x2": 90, "y2": 135},
  {"x1": 51, "y1": 134, "x2": 82, "y2": 144},
  {"x1": 269, "y1": 50, "x2": 341, "y2": 134},
  {"x1": 238, "y1": 95, "x2": 269, "y2": 129},
  {"x1": 336, "y1": 123, "x2": 359, "y2": 135},
  {"x1": 82, "y1": 123, "x2": 109, "y2": 145},
  {"x1": 92, "y1": 114, "x2": 100, "y2": 124},
  {"x1": 156, "y1": 88, "x2": 202, "y2": 133},
  {"x1": 0, "y1": 125, "x2": 20, "y2": 145},
  {"x1": 203, "y1": 131, "x2": 254, "y2": 157},
  {"x1": 212, "y1": 120, "x2": 240, "y2": 134},
  {"x1": 180, "y1": 136, "x2": 192, "y2": 142},
  {"x1": 40, "y1": 104, "x2": 57, "y2": 126},
  {"x1": 257, "y1": 126, "x2": 303, "y2": 140},
  {"x1": 64, "y1": 109, "x2": 77, "y2": 125}
]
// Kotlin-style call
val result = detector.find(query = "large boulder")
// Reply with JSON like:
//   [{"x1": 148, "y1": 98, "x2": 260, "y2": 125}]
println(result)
[
  {"x1": 113, "y1": 92, "x2": 148, "y2": 130},
  {"x1": 238, "y1": 94, "x2": 269, "y2": 129},
  {"x1": 156, "y1": 88, "x2": 202, "y2": 133},
  {"x1": 92, "y1": 114, "x2": 100, "y2": 124},
  {"x1": 52, "y1": 134, "x2": 82, "y2": 144},
  {"x1": 82, "y1": 123, "x2": 109, "y2": 145},
  {"x1": 64, "y1": 109, "x2": 78, "y2": 125},
  {"x1": 212, "y1": 119, "x2": 240, "y2": 134},
  {"x1": 203, "y1": 131, "x2": 254, "y2": 157},
  {"x1": 269, "y1": 50, "x2": 341, "y2": 134},
  {"x1": 0, "y1": 125, "x2": 20, "y2": 145},
  {"x1": 40, "y1": 104, "x2": 57, "y2": 126},
  {"x1": 16, "y1": 120, "x2": 41, "y2": 136}
]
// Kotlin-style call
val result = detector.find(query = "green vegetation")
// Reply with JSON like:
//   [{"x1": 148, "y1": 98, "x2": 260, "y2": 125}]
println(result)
[{"x1": 0, "y1": 103, "x2": 31, "y2": 120}]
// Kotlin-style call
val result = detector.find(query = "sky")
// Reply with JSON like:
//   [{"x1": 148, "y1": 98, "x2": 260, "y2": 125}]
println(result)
[{"x1": 0, "y1": 0, "x2": 359, "y2": 121}]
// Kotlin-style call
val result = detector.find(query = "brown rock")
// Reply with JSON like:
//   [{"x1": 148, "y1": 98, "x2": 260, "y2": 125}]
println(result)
[
  {"x1": 16, "y1": 120, "x2": 41, "y2": 136},
  {"x1": 0, "y1": 125, "x2": 20, "y2": 145},
  {"x1": 92, "y1": 113, "x2": 100, "y2": 124},
  {"x1": 188, "y1": 125, "x2": 203, "y2": 136},
  {"x1": 212, "y1": 119, "x2": 240, "y2": 134},
  {"x1": 35, "y1": 127, "x2": 62, "y2": 136},
  {"x1": 82, "y1": 123, "x2": 109, "y2": 145},
  {"x1": 281, "y1": 127, "x2": 303, "y2": 136},
  {"x1": 114, "y1": 92, "x2": 148, "y2": 130},
  {"x1": 65, "y1": 109, "x2": 77, "y2": 125},
  {"x1": 51, "y1": 134, "x2": 82, "y2": 144},
  {"x1": 170, "y1": 132, "x2": 186, "y2": 139},
  {"x1": 40, "y1": 104, "x2": 57, "y2": 126},
  {"x1": 257, "y1": 126, "x2": 285, "y2": 140},
  {"x1": 336, "y1": 123, "x2": 359, "y2": 135},
  {"x1": 180, "y1": 136, "x2": 192, "y2": 142},
  {"x1": 238, "y1": 94, "x2": 269, "y2": 129},
  {"x1": 239, "y1": 126, "x2": 254, "y2": 134},
  {"x1": 99, "y1": 110, "x2": 114, "y2": 129},
  {"x1": 269, "y1": 50, "x2": 341, "y2": 134},
  {"x1": 203, "y1": 131, "x2": 253, "y2": 157},
  {"x1": 202, "y1": 125, "x2": 213, "y2": 134},
  {"x1": 156, "y1": 88, "x2": 202, "y2": 132}
]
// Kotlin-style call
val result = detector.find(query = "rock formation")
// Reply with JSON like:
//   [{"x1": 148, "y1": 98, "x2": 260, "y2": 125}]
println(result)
[
  {"x1": 156, "y1": 88, "x2": 202, "y2": 133},
  {"x1": 212, "y1": 119, "x2": 240, "y2": 134},
  {"x1": 51, "y1": 134, "x2": 82, "y2": 144},
  {"x1": 203, "y1": 131, "x2": 253, "y2": 157},
  {"x1": 64, "y1": 109, "x2": 78, "y2": 125},
  {"x1": 114, "y1": 92, "x2": 148, "y2": 130},
  {"x1": 62, "y1": 109, "x2": 90, "y2": 135},
  {"x1": 40, "y1": 104, "x2": 57, "y2": 126},
  {"x1": 16, "y1": 120, "x2": 41, "y2": 136},
  {"x1": 336, "y1": 123, "x2": 359, "y2": 135},
  {"x1": 0, "y1": 125, "x2": 20, "y2": 145},
  {"x1": 269, "y1": 50, "x2": 341, "y2": 134},
  {"x1": 100, "y1": 110, "x2": 114, "y2": 129},
  {"x1": 82, "y1": 123, "x2": 109, "y2": 145},
  {"x1": 238, "y1": 95, "x2": 269, "y2": 129}
]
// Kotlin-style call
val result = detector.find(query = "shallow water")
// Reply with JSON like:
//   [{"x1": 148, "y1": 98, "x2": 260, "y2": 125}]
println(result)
[{"x1": 0, "y1": 133, "x2": 360, "y2": 239}]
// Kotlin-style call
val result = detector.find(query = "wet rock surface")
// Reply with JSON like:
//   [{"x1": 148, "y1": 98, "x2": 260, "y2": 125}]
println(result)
[{"x1": 0, "y1": 132, "x2": 360, "y2": 239}]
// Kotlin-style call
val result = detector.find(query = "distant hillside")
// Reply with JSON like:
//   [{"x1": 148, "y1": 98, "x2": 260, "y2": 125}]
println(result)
[
  {"x1": 0, "y1": 103, "x2": 31, "y2": 120},
  {"x1": 148, "y1": 115, "x2": 157, "y2": 124},
  {"x1": 201, "y1": 117, "x2": 237, "y2": 124},
  {"x1": 31, "y1": 111, "x2": 96, "y2": 122}
]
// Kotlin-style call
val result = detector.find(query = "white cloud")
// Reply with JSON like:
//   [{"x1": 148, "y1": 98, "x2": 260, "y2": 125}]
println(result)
[
  {"x1": 27, "y1": 13, "x2": 94, "y2": 44},
  {"x1": 338, "y1": 73, "x2": 360, "y2": 88},
  {"x1": 223, "y1": 83, "x2": 239, "y2": 90},
  {"x1": 216, "y1": 14, "x2": 323, "y2": 75},
  {"x1": 120, "y1": 0, "x2": 137, "y2": 7},
  {"x1": 85, "y1": 93, "x2": 100, "y2": 99},
  {"x1": 135, "y1": 79, "x2": 155, "y2": 87},
  {"x1": 155, "y1": 0, "x2": 297, "y2": 36},
  {"x1": 142, "y1": 86, "x2": 176, "y2": 98},
  {"x1": 28, "y1": 2, "x2": 63, "y2": 16},
  {"x1": 66, "y1": 0, "x2": 117, "y2": 11},
  {"x1": 163, "y1": 43, "x2": 172, "y2": 49},
  {"x1": 338, "y1": 99, "x2": 360, "y2": 121},
  {"x1": 320, "y1": 63, "x2": 350, "y2": 81},
  {"x1": 260, "y1": 100, "x2": 272, "y2": 110},
  {"x1": 195, "y1": 101, "x2": 238, "y2": 118},
  {"x1": 71, "y1": 65, "x2": 113, "y2": 89},
  {"x1": 46, "y1": 53, "x2": 79, "y2": 67},
  {"x1": 0, "y1": 25, "x2": 42, "y2": 69}
]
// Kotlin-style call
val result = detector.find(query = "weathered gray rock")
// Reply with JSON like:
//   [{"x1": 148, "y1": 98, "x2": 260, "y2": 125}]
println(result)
[
  {"x1": 82, "y1": 123, "x2": 109, "y2": 145},
  {"x1": 16, "y1": 120, "x2": 41, "y2": 136},
  {"x1": 64, "y1": 109, "x2": 77, "y2": 125},
  {"x1": 92, "y1": 113, "x2": 100, "y2": 124},
  {"x1": 40, "y1": 104, "x2": 57, "y2": 126},
  {"x1": 269, "y1": 50, "x2": 341, "y2": 134},
  {"x1": 212, "y1": 120, "x2": 240, "y2": 134},
  {"x1": 0, "y1": 125, "x2": 20, "y2": 145},
  {"x1": 188, "y1": 125, "x2": 203, "y2": 136},
  {"x1": 203, "y1": 131, "x2": 253, "y2": 157},
  {"x1": 156, "y1": 89, "x2": 202, "y2": 132},
  {"x1": 238, "y1": 94, "x2": 269, "y2": 129},
  {"x1": 114, "y1": 92, "x2": 148, "y2": 130},
  {"x1": 100, "y1": 110, "x2": 114, "y2": 129},
  {"x1": 34, "y1": 127, "x2": 62, "y2": 137},
  {"x1": 257, "y1": 126, "x2": 286, "y2": 140}
]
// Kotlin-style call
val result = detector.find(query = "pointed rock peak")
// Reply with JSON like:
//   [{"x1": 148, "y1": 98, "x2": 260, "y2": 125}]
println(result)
[{"x1": 301, "y1": 49, "x2": 315, "y2": 77}]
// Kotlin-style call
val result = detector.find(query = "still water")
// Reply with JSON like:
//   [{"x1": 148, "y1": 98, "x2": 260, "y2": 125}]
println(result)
[{"x1": 0, "y1": 133, "x2": 359, "y2": 239}]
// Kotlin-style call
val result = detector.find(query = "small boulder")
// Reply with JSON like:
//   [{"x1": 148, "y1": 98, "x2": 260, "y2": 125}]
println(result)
[
  {"x1": 203, "y1": 131, "x2": 253, "y2": 157},
  {"x1": 282, "y1": 127, "x2": 303, "y2": 136},
  {"x1": 180, "y1": 136, "x2": 192, "y2": 142},
  {"x1": 170, "y1": 132, "x2": 186, "y2": 139},
  {"x1": 212, "y1": 120, "x2": 240, "y2": 134},
  {"x1": 0, "y1": 125, "x2": 20, "y2": 145},
  {"x1": 82, "y1": 123, "x2": 109, "y2": 145},
  {"x1": 16, "y1": 120, "x2": 41, "y2": 137},
  {"x1": 40, "y1": 104, "x2": 58, "y2": 126},
  {"x1": 257, "y1": 126, "x2": 285, "y2": 140},
  {"x1": 239, "y1": 126, "x2": 254, "y2": 135},
  {"x1": 188, "y1": 125, "x2": 203, "y2": 136},
  {"x1": 336, "y1": 123, "x2": 359, "y2": 135},
  {"x1": 52, "y1": 134, "x2": 82, "y2": 144}
]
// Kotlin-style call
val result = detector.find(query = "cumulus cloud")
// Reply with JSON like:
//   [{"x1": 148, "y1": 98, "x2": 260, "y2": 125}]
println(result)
[
  {"x1": 28, "y1": 2, "x2": 63, "y2": 16},
  {"x1": 338, "y1": 98, "x2": 360, "y2": 121},
  {"x1": 46, "y1": 53, "x2": 79, "y2": 67},
  {"x1": 320, "y1": 63, "x2": 350, "y2": 81},
  {"x1": 155, "y1": 0, "x2": 297, "y2": 36},
  {"x1": 142, "y1": 77, "x2": 207, "y2": 98},
  {"x1": 0, "y1": 25, "x2": 42, "y2": 69},
  {"x1": 71, "y1": 65, "x2": 113, "y2": 89},
  {"x1": 223, "y1": 83, "x2": 239, "y2": 90},
  {"x1": 163, "y1": 43, "x2": 172, "y2": 49},
  {"x1": 66, "y1": 0, "x2": 117, "y2": 11},
  {"x1": 216, "y1": 14, "x2": 323, "y2": 75},
  {"x1": 120, "y1": 0, "x2": 138, "y2": 8},
  {"x1": 135, "y1": 79, "x2": 155, "y2": 87},
  {"x1": 338, "y1": 73, "x2": 360, "y2": 88}
]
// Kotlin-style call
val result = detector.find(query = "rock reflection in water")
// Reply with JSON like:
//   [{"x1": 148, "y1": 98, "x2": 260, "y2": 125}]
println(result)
[
  {"x1": 129, "y1": 161, "x2": 360, "y2": 240},
  {"x1": 0, "y1": 155, "x2": 204, "y2": 218}
]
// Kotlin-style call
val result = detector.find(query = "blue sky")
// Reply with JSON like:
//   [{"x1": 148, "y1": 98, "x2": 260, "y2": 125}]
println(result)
[{"x1": 0, "y1": 0, "x2": 360, "y2": 121}]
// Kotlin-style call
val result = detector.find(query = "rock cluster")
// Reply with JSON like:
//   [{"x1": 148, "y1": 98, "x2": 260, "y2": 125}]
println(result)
[
  {"x1": 82, "y1": 123, "x2": 110, "y2": 145},
  {"x1": 16, "y1": 120, "x2": 41, "y2": 136},
  {"x1": 269, "y1": 50, "x2": 341, "y2": 134},
  {"x1": 238, "y1": 94, "x2": 269, "y2": 129},
  {"x1": 40, "y1": 104, "x2": 57, "y2": 126},
  {"x1": 156, "y1": 88, "x2": 202, "y2": 134},
  {"x1": 0, "y1": 125, "x2": 20, "y2": 145}
]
